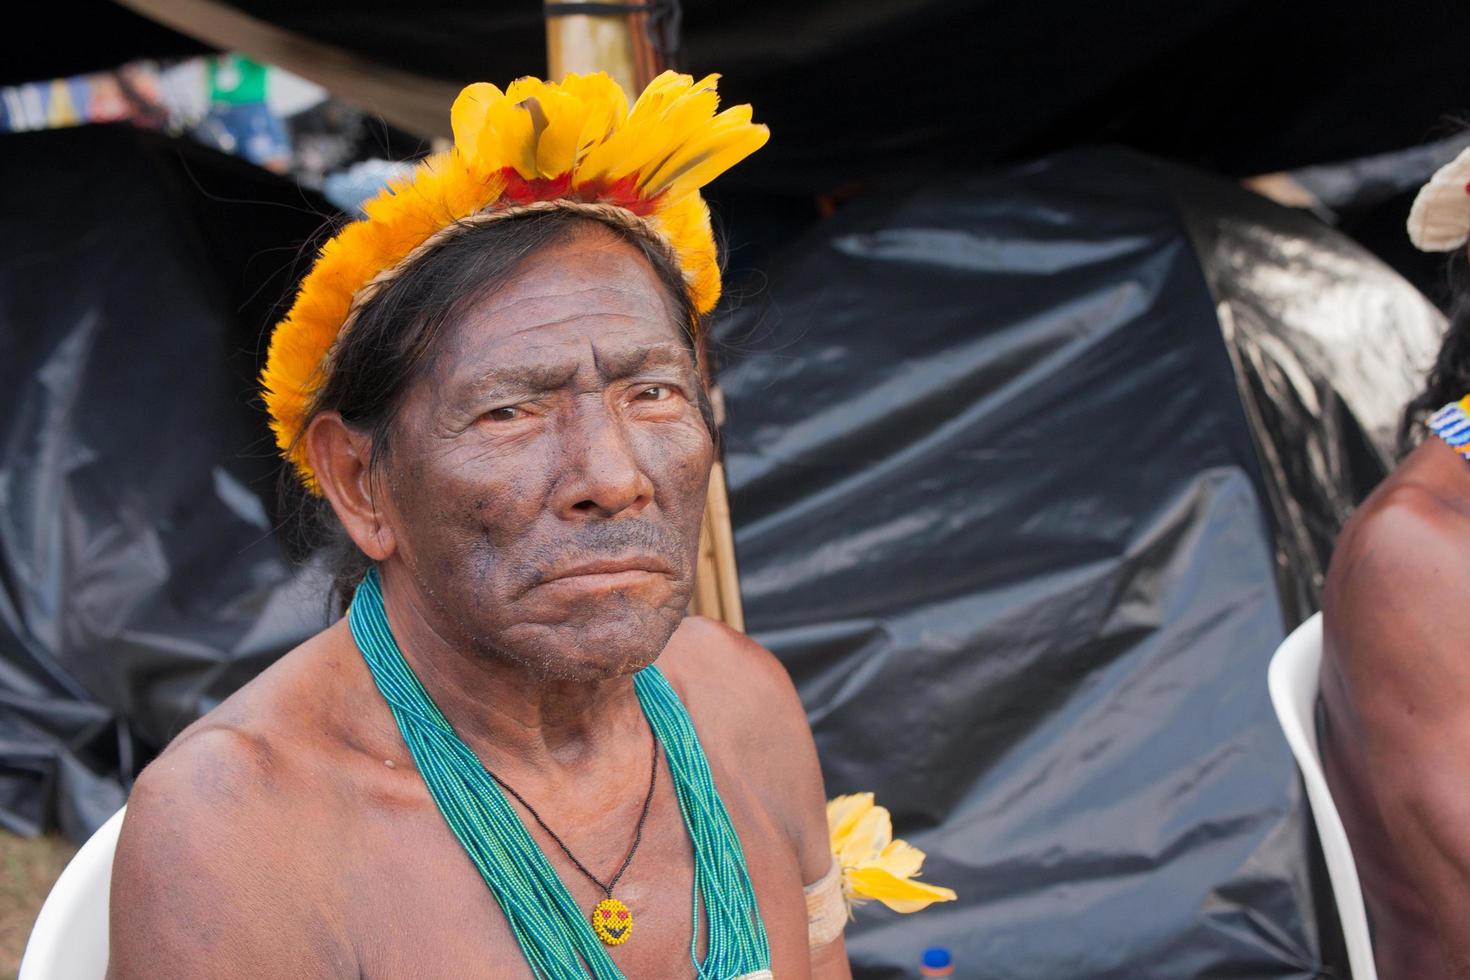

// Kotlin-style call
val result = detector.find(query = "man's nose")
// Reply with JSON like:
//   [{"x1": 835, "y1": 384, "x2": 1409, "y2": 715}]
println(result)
[{"x1": 553, "y1": 403, "x2": 654, "y2": 519}]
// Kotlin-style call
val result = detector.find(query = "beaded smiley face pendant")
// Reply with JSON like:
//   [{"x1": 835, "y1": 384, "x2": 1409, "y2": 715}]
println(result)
[{"x1": 592, "y1": 897, "x2": 633, "y2": 946}]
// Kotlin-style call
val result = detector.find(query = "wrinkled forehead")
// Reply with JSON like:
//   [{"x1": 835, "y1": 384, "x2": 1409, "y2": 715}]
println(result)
[{"x1": 434, "y1": 228, "x2": 695, "y2": 386}]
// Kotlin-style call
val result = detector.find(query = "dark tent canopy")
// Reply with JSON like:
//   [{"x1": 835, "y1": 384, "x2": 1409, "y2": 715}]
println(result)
[{"x1": 9, "y1": 0, "x2": 1470, "y2": 192}]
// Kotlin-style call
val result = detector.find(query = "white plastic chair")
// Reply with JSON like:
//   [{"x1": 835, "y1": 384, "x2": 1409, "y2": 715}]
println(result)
[
  {"x1": 1267, "y1": 612, "x2": 1377, "y2": 980},
  {"x1": 18, "y1": 805, "x2": 126, "y2": 980}
]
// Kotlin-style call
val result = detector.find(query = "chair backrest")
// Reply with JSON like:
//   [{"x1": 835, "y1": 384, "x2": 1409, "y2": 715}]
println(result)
[
  {"x1": 1266, "y1": 613, "x2": 1377, "y2": 980},
  {"x1": 18, "y1": 805, "x2": 126, "y2": 980}
]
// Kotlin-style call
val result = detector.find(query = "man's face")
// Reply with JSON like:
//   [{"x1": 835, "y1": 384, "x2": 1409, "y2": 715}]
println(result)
[{"x1": 378, "y1": 226, "x2": 714, "y2": 679}]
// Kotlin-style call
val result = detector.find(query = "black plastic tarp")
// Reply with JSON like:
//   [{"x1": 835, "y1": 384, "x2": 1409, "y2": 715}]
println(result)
[
  {"x1": 1170, "y1": 167, "x2": 1443, "y2": 622},
  {"x1": 0, "y1": 129, "x2": 1446, "y2": 975},
  {"x1": 713, "y1": 149, "x2": 1439, "y2": 977},
  {"x1": 0, "y1": 124, "x2": 331, "y2": 840}
]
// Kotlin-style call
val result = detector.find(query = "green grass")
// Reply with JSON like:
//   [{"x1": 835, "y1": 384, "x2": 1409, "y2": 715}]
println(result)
[{"x1": 0, "y1": 830, "x2": 77, "y2": 980}]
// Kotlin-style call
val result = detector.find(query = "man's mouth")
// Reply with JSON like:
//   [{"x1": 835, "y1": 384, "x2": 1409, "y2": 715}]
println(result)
[{"x1": 537, "y1": 557, "x2": 673, "y2": 592}]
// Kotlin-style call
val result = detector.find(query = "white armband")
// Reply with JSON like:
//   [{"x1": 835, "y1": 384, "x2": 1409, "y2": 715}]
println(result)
[{"x1": 805, "y1": 854, "x2": 847, "y2": 949}]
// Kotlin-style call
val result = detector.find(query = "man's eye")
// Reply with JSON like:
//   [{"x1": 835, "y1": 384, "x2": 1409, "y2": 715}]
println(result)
[
  {"x1": 487, "y1": 406, "x2": 521, "y2": 422},
  {"x1": 635, "y1": 386, "x2": 671, "y2": 401}
]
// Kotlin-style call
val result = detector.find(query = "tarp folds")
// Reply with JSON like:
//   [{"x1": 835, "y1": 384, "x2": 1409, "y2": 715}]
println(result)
[
  {"x1": 0, "y1": 125, "x2": 329, "y2": 839},
  {"x1": 1169, "y1": 167, "x2": 1444, "y2": 621},
  {"x1": 714, "y1": 149, "x2": 1436, "y2": 977}
]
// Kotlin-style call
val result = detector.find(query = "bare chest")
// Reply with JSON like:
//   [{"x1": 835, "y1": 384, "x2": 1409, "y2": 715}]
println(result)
[{"x1": 327, "y1": 753, "x2": 811, "y2": 979}]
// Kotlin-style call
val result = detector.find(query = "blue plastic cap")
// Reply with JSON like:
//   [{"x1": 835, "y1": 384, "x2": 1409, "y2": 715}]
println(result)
[{"x1": 922, "y1": 947, "x2": 953, "y2": 968}]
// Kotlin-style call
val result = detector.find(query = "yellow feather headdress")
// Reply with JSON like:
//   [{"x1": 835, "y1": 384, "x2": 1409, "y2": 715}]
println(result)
[{"x1": 260, "y1": 70, "x2": 768, "y2": 493}]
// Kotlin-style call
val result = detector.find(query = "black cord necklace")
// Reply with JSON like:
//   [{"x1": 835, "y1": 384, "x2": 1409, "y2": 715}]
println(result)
[{"x1": 485, "y1": 719, "x2": 660, "y2": 946}]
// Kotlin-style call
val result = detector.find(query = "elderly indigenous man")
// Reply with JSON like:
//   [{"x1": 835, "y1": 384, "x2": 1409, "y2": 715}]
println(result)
[
  {"x1": 1320, "y1": 146, "x2": 1470, "y2": 980},
  {"x1": 108, "y1": 73, "x2": 851, "y2": 978}
]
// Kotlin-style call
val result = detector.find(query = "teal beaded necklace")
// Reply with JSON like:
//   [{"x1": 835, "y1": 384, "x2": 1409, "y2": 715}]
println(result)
[{"x1": 348, "y1": 568, "x2": 771, "y2": 979}]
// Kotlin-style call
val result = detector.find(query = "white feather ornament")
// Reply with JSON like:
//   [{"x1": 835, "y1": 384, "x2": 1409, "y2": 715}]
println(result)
[{"x1": 1407, "y1": 145, "x2": 1470, "y2": 252}]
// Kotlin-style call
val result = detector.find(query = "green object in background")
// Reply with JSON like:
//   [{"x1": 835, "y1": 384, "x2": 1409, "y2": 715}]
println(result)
[{"x1": 207, "y1": 54, "x2": 268, "y2": 105}]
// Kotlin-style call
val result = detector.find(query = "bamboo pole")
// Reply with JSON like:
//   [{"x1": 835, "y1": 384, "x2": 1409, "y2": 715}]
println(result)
[
  {"x1": 692, "y1": 500, "x2": 723, "y2": 623},
  {"x1": 705, "y1": 461, "x2": 745, "y2": 632},
  {"x1": 546, "y1": 2, "x2": 644, "y2": 97},
  {"x1": 546, "y1": 3, "x2": 746, "y2": 631}
]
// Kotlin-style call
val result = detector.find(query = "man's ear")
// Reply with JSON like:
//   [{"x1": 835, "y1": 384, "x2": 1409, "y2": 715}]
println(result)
[{"x1": 304, "y1": 412, "x2": 396, "y2": 561}]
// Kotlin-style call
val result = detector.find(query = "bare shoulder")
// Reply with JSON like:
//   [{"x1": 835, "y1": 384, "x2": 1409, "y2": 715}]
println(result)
[
  {"x1": 1321, "y1": 441, "x2": 1470, "y2": 970},
  {"x1": 1322, "y1": 439, "x2": 1470, "y2": 765},
  {"x1": 109, "y1": 624, "x2": 363, "y2": 978},
  {"x1": 657, "y1": 615, "x2": 809, "y2": 740},
  {"x1": 660, "y1": 614, "x2": 792, "y2": 679},
  {"x1": 128, "y1": 619, "x2": 358, "y2": 806},
  {"x1": 1325, "y1": 440, "x2": 1470, "y2": 673},
  {"x1": 657, "y1": 617, "x2": 833, "y2": 882}
]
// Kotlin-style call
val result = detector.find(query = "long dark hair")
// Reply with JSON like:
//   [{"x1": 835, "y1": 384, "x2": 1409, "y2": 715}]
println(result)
[
  {"x1": 1401, "y1": 255, "x2": 1470, "y2": 455},
  {"x1": 282, "y1": 211, "x2": 713, "y2": 614}
]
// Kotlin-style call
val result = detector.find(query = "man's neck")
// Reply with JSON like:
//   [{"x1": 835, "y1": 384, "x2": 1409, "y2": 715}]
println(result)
[{"x1": 375, "y1": 566, "x2": 647, "y2": 777}]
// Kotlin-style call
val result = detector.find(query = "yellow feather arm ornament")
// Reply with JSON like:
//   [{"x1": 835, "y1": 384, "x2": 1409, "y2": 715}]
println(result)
[
  {"x1": 260, "y1": 71, "x2": 768, "y2": 493},
  {"x1": 827, "y1": 793, "x2": 958, "y2": 914}
]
